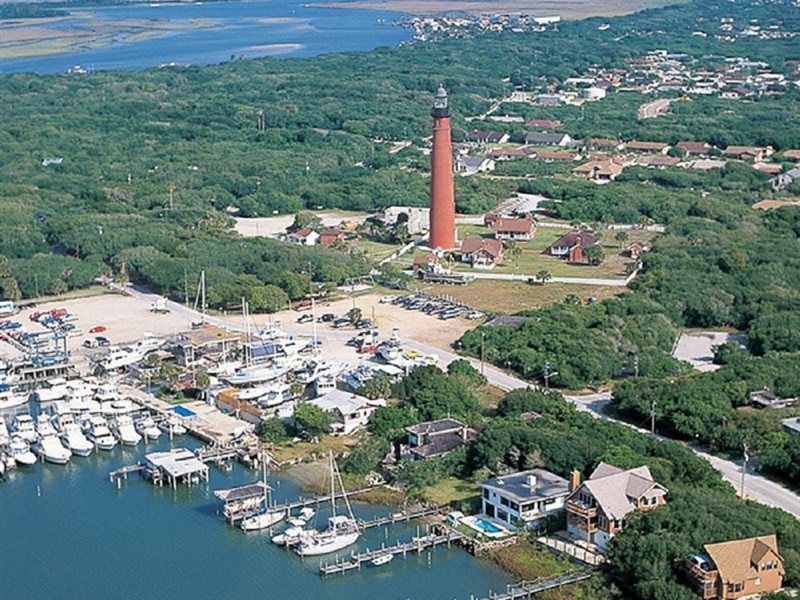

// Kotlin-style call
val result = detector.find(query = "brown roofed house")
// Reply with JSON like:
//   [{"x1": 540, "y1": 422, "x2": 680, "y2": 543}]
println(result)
[
  {"x1": 685, "y1": 535, "x2": 784, "y2": 599},
  {"x1": 490, "y1": 214, "x2": 536, "y2": 241},
  {"x1": 722, "y1": 145, "x2": 774, "y2": 162},
  {"x1": 535, "y1": 150, "x2": 580, "y2": 161},
  {"x1": 544, "y1": 230, "x2": 600, "y2": 264},
  {"x1": 638, "y1": 154, "x2": 682, "y2": 169},
  {"x1": 783, "y1": 149, "x2": 800, "y2": 161},
  {"x1": 677, "y1": 141, "x2": 713, "y2": 156},
  {"x1": 412, "y1": 252, "x2": 438, "y2": 272},
  {"x1": 566, "y1": 462, "x2": 667, "y2": 550},
  {"x1": 319, "y1": 228, "x2": 345, "y2": 247},
  {"x1": 405, "y1": 418, "x2": 478, "y2": 460},
  {"x1": 625, "y1": 140, "x2": 670, "y2": 154},
  {"x1": 573, "y1": 160, "x2": 623, "y2": 182},
  {"x1": 587, "y1": 138, "x2": 625, "y2": 151},
  {"x1": 459, "y1": 238, "x2": 505, "y2": 269}
]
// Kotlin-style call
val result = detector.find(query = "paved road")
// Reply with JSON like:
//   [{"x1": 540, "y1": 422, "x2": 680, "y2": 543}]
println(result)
[
  {"x1": 112, "y1": 283, "x2": 800, "y2": 518},
  {"x1": 638, "y1": 98, "x2": 672, "y2": 119},
  {"x1": 469, "y1": 272, "x2": 630, "y2": 287}
]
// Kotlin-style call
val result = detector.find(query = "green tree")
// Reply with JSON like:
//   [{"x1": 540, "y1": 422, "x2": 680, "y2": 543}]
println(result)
[
  {"x1": 614, "y1": 230, "x2": 629, "y2": 249},
  {"x1": 1, "y1": 277, "x2": 21, "y2": 301},
  {"x1": 258, "y1": 418, "x2": 289, "y2": 443},
  {"x1": 535, "y1": 269, "x2": 551, "y2": 285},
  {"x1": 347, "y1": 307, "x2": 363, "y2": 324},
  {"x1": 360, "y1": 375, "x2": 392, "y2": 399},
  {"x1": 293, "y1": 403, "x2": 331, "y2": 439},
  {"x1": 584, "y1": 244, "x2": 605, "y2": 266}
]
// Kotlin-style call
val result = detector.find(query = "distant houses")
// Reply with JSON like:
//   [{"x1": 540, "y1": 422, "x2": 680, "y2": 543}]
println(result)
[
  {"x1": 525, "y1": 132, "x2": 575, "y2": 147},
  {"x1": 625, "y1": 140, "x2": 670, "y2": 154},
  {"x1": 722, "y1": 145, "x2": 773, "y2": 161},
  {"x1": 566, "y1": 462, "x2": 668, "y2": 550},
  {"x1": 544, "y1": 230, "x2": 600, "y2": 263},
  {"x1": 466, "y1": 130, "x2": 509, "y2": 144},
  {"x1": 286, "y1": 228, "x2": 320, "y2": 246},
  {"x1": 676, "y1": 141, "x2": 712, "y2": 156},
  {"x1": 454, "y1": 156, "x2": 496, "y2": 176},
  {"x1": 573, "y1": 159, "x2": 623, "y2": 182}
]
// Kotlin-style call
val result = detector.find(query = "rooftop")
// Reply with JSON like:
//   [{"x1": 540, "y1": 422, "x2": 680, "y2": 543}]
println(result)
[
  {"x1": 578, "y1": 462, "x2": 667, "y2": 520},
  {"x1": 704, "y1": 535, "x2": 783, "y2": 582},
  {"x1": 146, "y1": 448, "x2": 209, "y2": 478},
  {"x1": 308, "y1": 389, "x2": 385, "y2": 417},
  {"x1": 479, "y1": 469, "x2": 569, "y2": 502}
]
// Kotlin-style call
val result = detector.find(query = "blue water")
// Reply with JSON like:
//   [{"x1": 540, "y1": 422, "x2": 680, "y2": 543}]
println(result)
[
  {"x1": 0, "y1": 408, "x2": 511, "y2": 599},
  {"x1": 1, "y1": 0, "x2": 411, "y2": 74}
]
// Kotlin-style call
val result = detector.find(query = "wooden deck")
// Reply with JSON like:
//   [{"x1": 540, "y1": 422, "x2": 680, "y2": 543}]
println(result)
[{"x1": 478, "y1": 571, "x2": 594, "y2": 599}]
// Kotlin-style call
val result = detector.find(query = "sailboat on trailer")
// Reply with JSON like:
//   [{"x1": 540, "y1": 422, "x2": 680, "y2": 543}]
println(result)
[{"x1": 294, "y1": 452, "x2": 360, "y2": 556}]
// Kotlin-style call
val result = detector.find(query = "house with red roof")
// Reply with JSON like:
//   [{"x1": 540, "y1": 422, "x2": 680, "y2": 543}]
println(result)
[
  {"x1": 490, "y1": 214, "x2": 536, "y2": 241},
  {"x1": 544, "y1": 230, "x2": 600, "y2": 264},
  {"x1": 319, "y1": 229, "x2": 346, "y2": 247},
  {"x1": 459, "y1": 238, "x2": 505, "y2": 269}
]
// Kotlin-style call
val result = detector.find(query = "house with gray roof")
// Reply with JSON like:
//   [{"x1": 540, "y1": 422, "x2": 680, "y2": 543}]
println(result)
[
  {"x1": 525, "y1": 132, "x2": 575, "y2": 147},
  {"x1": 405, "y1": 418, "x2": 477, "y2": 460},
  {"x1": 478, "y1": 469, "x2": 569, "y2": 527},
  {"x1": 307, "y1": 389, "x2": 386, "y2": 436},
  {"x1": 566, "y1": 462, "x2": 668, "y2": 550}
]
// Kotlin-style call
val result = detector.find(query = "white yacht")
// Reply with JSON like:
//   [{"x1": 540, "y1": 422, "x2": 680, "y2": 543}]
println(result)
[
  {"x1": 114, "y1": 414, "x2": 141, "y2": 446},
  {"x1": 8, "y1": 434, "x2": 37, "y2": 466},
  {"x1": 87, "y1": 416, "x2": 117, "y2": 451},
  {"x1": 59, "y1": 420, "x2": 93, "y2": 457},
  {"x1": 271, "y1": 525, "x2": 305, "y2": 547},
  {"x1": 94, "y1": 382, "x2": 119, "y2": 402},
  {"x1": 13, "y1": 415, "x2": 38, "y2": 444},
  {"x1": 0, "y1": 419, "x2": 9, "y2": 446},
  {"x1": 101, "y1": 398, "x2": 137, "y2": 416},
  {"x1": 159, "y1": 416, "x2": 187, "y2": 436},
  {"x1": 34, "y1": 416, "x2": 71, "y2": 464},
  {"x1": 100, "y1": 346, "x2": 144, "y2": 371},
  {"x1": 241, "y1": 458, "x2": 286, "y2": 532},
  {"x1": 224, "y1": 364, "x2": 290, "y2": 386},
  {"x1": 0, "y1": 389, "x2": 29, "y2": 411},
  {"x1": 294, "y1": 453, "x2": 361, "y2": 556},
  {"x1": 33, "y1": 377, "x2": 69, "y2": 402},
  {"x1": 135, "y1": 415, "x2": 161, "y2": 441},
  {"x1": 133, "y1": 333, "x2": 164, "y2": 354},
  {"x1": 65, "y1": 380, "x2": 101, "y2": 414}
]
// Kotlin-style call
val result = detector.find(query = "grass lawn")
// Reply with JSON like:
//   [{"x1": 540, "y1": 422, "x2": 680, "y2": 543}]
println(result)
[
  {"x1": 455, "y1": 223, "x2": 656, "y2": 279},
  {"x1": 420, "y1": 279, "x2": 623, "y2": 314},
  {"x1": 271, "y1": 434, "x2": 359, "y2": 465},
  {"x1": 352, "y1": 239, "x2": 402, "y2": 261},
  {"x1": 477, "y1": 383, "x2": 506, "y2": 412},
  {"x1": 490, "y1": 540, "x2": 574, "y2": 581},
  {"x1": 420, "y1": 476, "x2": 480, "y2": 509}
]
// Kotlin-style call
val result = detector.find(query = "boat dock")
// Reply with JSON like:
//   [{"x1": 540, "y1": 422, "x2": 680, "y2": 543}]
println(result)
[
  {"x1": 473, "y1": 570, "x2": 594, "y2": 599},
  {"x1": 319, "y1": 529, "x2": 465, "y2": 575},
  {"x1": 357, "y1": 506, "x2": 442, "y2": 531},
  {"x1": 269, "y1": 485, "x2": 381, "y2": 514}
]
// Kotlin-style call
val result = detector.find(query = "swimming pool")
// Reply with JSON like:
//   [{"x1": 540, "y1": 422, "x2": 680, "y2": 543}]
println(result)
[
  {"x1": 171, "y1": 405, "x2": 196, "y2": 418},
  {"x1": 473, "y1": 519, "x2": 503, "y2": 534}
]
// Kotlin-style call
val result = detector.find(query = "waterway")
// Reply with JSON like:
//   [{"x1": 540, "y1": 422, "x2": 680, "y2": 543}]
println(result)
[
  {"x1": 0, "y1": 405, "x2": 511, "y2": 600},
  {"x1": 1, "y1": 0, "x2": 411, "y2": 74}
]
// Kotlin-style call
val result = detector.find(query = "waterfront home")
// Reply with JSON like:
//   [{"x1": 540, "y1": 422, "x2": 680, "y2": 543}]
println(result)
[
  {"x1": 173, "y1": 326, "x2": 243, "y2": 367},
  {"x1": 459, "y1": 238, "x2": 505, "y2": 269},
  {"x1": 684, "y1": 535, "x2": 784, "y2": 599},
  {"x1": 566, "y1": 462, "x2": 667, "y2": 550},
  {"x1": 489, "y1": 214, "x2": 536, "y2": 241},
  {"x1": 307, "y1": 389, "x2": 386, "y2": 436},
  {"x1": 478, "y1": 469, "x2": 569, "y2": 527},
  {"x1": 145, "y1": 448, "x2": 210, "y2": 488},
  {"x1": 543, "y1": 230, "x2": 600, "y2": 263},
  {"x1": 405, "y1": 418, "x2": 477, "y2": 460}
]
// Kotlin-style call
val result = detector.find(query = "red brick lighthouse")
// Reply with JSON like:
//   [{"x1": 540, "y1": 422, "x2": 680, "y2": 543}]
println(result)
[{"x1": 429, "y1": 85, "x2": 457, "y2": 250}]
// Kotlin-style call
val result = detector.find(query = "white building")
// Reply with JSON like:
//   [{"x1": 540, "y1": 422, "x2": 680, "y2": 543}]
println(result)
[
  {"x1": 307, "y1": 389, "x2": 386, "y2": 436},
  {"x1": 478, "y1": 469, "x2": 569, "y2": 527},
  {"x1": 381, "y1": 206, "x2": 430, "y2": 235},
  {"x1": 286, "y1": 228, "x2": 320, "y2": 246}
]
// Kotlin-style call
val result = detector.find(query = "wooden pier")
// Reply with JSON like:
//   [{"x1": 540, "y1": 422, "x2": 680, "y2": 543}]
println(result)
[
  {"x1": 475, "y1": 570, "x2": 594, "y2": 599},
  {"x1": 357, "y1": 506, "x2": 442, "y2": 531},
  {"x1": 269, "y1": 485, "x2": 380, "y2": 513},
  {"x1": 319, "y1": 529, "x2": 465, "y2": 575}
]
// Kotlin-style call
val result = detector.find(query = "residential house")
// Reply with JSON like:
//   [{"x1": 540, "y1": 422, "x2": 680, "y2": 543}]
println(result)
[
  {"x1": 566, "y1": 462, "x2": 668, "y2": 550},
  {"x1": 722, "y1": 145, "x2": 774, "y2": 161},
  {"x1": 625, "y1": 140, "x2": 670, "y2": 154},
  {"x1": 479, "y1": 469, "x2": 570, "y2": 527},
  {"x1": 455, "y1": 156, "x2": 496, "y2": 176},
  {"x1": 307, "y1": 389, "x2": 386, "y2": 436},
  {"x1": 638, "y1": 154, "x2": 682, "y2": 169},
  {"x1": 459, "y1": 238, "x2": 505, "y2": 269},
  {"x1": 287, "y1": 228, "x2": 319, "y2": 246},
  {"x1": 771, "y1": 167, "x2": 800, "y2": 191},
  {"x1": 587, "y1": 138, "x2": 625, "y2": 151},
  {"x1": 783, "y1": 149, "x2": 800, "y2": 161},
  {"x1": 526, "y1": 119, "x2": 561, "y2": 130},
  {"x1": 319, "y1": 229, "x2": 345, "y2": 247},
  {"x1": 753, "y1": 162, "x2": 783, "y2": 175},
  {"x1": 684, "y1": 535, "x2": 784, "y2": 599},
  {"x1": 677, "y1": 141, "x2": 713, "y2": 156},
  {"x1": 535, "y1": 150, "x2": 580, "y2": 161},
  {"x1": 487, "y1": 147, "x2": 529, "y2": 160},
  {"x1": 405, "y1": 418, "x2": 478, "y2": 460},
  {"x1": 490, "y1": 214, "x2": 536, "y2": 241},
  {"x1": 749, "y1": 388, "x2": 795, "y2": 409},
  {"x1": 173, "y1": 326, "x2": 243, "y2": 367},
  {"x1": 525, "y1": 132, "x2": 575, "y2": 147},
  {"x1": 412, "y1": 252, "x2": 438, "y2": 272},
  {"x1": 467, "y1": 130, "x2": 509, "y2": 144},
  {"x1": 782, "y1": 416, "x2": 800, "y2": 435},
  {"x1": 544, "y1": 230, "x2": 600, "y2": 263},
  {"x1": 627, "y1": 241, "x2": 645, "y2": 259},
  {"x1": 573, "y1": 160, "x2": 623, "y2": 182}
]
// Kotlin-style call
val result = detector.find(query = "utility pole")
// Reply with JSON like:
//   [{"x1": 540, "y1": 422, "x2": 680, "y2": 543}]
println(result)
[
  {"x1": 741, "y1": 442, "x2": 749, "y2": 500},
  {"x1": 650, "y1": 398, "x2": 657, "y2": 434},
  {"x1": 544, "y1": 360, "x2": 550, "y2": 391},
  {"x1": 634, "y1": 354, "x2": 639, "y2": 378},
  {"x1": 168, "y1": 183, "x2": 175, "y2": 212}
]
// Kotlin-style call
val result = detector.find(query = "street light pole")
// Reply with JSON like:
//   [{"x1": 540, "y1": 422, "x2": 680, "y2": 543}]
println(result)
[
  {"x1": 741, "y1": 442, "x2": 749, "y2": 500},
  {"x1": 480, "y1": 332, "x2": 486, "y2": 376}
]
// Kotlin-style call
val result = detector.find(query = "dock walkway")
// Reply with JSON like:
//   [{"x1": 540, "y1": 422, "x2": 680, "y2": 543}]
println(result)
[
  {"x1": 478, "y1": 571, "x2": 594, "y2": 599},
  {"x1": 269, "y1": 485, "x2": 380, "y2": 513},
  {"x1": 357, "y1": 506, "x2": 441, "y2": 531},
  {"x1": 320, "y1": 529, "x2": 465, "y2": 575}
]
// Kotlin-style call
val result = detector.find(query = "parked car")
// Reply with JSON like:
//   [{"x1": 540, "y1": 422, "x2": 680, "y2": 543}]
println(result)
[
  {"x1": 319, "y1": 313, "x2": 335, "y2": 323},
  {"x1": 355, "y1": 319, "x2": 373, "y2": 329},
  {"x1": 296, "y1": 314, "x2": 313, "y2": 324},
  {"x1": 332, "y1": 318, "x2": 350, "y2": 328},
  {"x1": 83, "y1": 338, "x2": 98, "y2": 348},
  {"x1": 89, "y1": 326, "x2": 107, "y2": 334},
  {"x1": 95, "y1": 336, "x2": 111, "y2": 347}
]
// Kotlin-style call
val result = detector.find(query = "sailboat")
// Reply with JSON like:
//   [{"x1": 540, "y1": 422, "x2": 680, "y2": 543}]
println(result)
[
  {"x1": 240, "y1": 455, "x2": 285, "y2": 531},
  {"x1": 294, "y1": 452, "x2": 360, "y2": 556}
]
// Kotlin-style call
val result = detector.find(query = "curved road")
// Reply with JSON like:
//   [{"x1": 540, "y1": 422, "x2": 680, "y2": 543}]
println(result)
[{"x1": 113, "y1": 283, "x2": 800, "y2": 518}]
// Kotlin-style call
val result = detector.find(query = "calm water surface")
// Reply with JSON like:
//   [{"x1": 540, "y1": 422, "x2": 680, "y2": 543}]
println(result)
[
  {"x1": 0, "y1": 407, "x2": 510, "y2": 600},
  {"x1": 1, "y1": 0, "x2": 411, "y2": 74}
]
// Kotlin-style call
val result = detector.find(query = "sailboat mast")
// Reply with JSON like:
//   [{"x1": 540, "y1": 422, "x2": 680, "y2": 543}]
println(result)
[
  {"x1": 334, "y1": 454, "x2": 354, "y2": 520},
  {"x1": 263, "y1": 453, "x2": 269, "y2": 509},
  {"x1": 329, "y1": 451, "x2": 336, "y2": 518}
]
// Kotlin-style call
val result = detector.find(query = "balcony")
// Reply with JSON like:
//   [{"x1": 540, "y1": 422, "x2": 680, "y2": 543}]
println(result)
[
  {"x1": 567, "y1": 500, "x2": 597, "y2": 519},
  {"x1": 683, "y1": 563, "x2": 717, "y2": 599}
]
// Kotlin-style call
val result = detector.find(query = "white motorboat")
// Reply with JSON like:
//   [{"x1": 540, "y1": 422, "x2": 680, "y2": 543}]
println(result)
[
  {"x1": 241, "y1": 457, "x2": 286, "y2": 532},
  {"x1": 135, "y1": 415, "x2": 161, "y2": 441},
  {"x1": 0, "y1": 419, "x2": 9, "y2": 446},
  {"x1": 13, "y1": 415, "x2": 38, "y2": 444},
  {"x1": 371, "y1": 554, "x2": 394, "y2": 566},
  {"x1": 87, "y1": 416, "x2": 117, "y2": 451},
  {"x1": 271, "y1": 525, "x2": 305, "y2": 547},
  {"x1": 94, "y1": 382, "x2": 119, "y2": 402},
  {"x1": 294, "y1": 453, "x2": 361, "y2": 556},
  {"x1": 101, "y1": 399, "x2": 137, "y2": 416},
  {"x1": 8, "y1": 434, "x2": 36, "y2": 466},
  {"x1": 34, "y1": 416, "x2": 72, "y2": 464},
  {"x1": 133, "y1": 333, "x2": 164, "y2": 354},
  {"x1": 33, "y1": 377, "x2": 69, "y2": 402},
  {"x1": 100, "y1": 346, "x2": 145, "y2": 371},
  {"x1": 60, "y1": 422, "x2": 93, "y2": 457},
  {"x1": 114, "y1": 415, "x2": 141, "y2": 446},
  {"x1": 159, "y1": 416, "x2": 187, "y2": 436},
  {"x1": 0, "y1": 389, "x2": 29, "y2": 411},
  {"x1": 288, "y1": 507, "x2": 315, "y2": 527},
  {"x1": 65, "y1": 380, "x2": 101, "y2": 414}
]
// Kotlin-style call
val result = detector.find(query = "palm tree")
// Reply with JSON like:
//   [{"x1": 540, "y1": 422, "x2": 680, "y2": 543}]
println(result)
[
  {"x1": 536, "y1": 269, "x2": 552, "y2": 285},
  {"x1": 614, "y1": 230, "x2": 629, "y2": 250}
]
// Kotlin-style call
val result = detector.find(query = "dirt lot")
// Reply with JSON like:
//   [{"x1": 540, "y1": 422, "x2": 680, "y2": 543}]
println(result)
[{"x1": 233, "y1": 211, "x2": 367, "y2": 238}]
